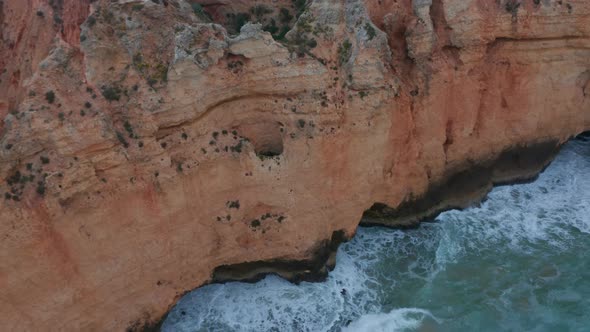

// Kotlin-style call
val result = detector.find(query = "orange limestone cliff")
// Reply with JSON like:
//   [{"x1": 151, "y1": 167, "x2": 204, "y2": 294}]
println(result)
[{"x1": 0, "y1": 0, "x2": 589, "y2": 330}]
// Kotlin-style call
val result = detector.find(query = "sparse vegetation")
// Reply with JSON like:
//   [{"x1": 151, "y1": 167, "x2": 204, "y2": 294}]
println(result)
[
  {"x1": 123, "y1": 121, "x2": 137, "y2": 139},
  {"x1": 230, "y1": 139, "x2": 245, "y2": 153},
  {"x1": 287, "y1": 16, "x2": 318, "y2": 58},
  {"x1": 338, "y1": 39, "x2": 352, "y2": 65}
]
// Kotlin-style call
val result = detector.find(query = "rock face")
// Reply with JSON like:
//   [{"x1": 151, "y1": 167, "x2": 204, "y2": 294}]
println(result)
[{"x1": 0, "y1": 0, "x2": 588, "y2": 330}]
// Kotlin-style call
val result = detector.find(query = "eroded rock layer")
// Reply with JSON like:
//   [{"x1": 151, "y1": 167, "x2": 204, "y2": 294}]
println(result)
[{"x1": 0, "y1": 0, "x2": 589, "y2": 330}]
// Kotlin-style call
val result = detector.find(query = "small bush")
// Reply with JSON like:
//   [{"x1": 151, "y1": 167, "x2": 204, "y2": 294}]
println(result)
[
  {"x1": 227, "y1": 200, "x2": 240, "y2": 209},
  {"x1": 101, "y1": 85, "x2": 121, "y2": 101},
  {"x1": 505, "y1": 0, "x2": 520, "y2": 14},
  {"x1": 124, "y1": 121, "x2": 135, "y2": 138},
  {"x1": 338, "y1": 39, "x2": 352, "y2": 65},
  {"x1": 293, "y1": 0, "x2": 307, "y2": 18},
  {"x1": 365, "y1": 23, "x2": 376, "y2": 40},
  {"x1": 36, "y1": 181, "x2": 46, "y2": 196},
  {"x1": 87, "y1": 15, "x2": 96, "y2": 27},
  {"x1": 116, "y1": 131, "x2": 129, "y2": 148},
  {"x1": 45, "y1": 91, "x2": 56, "y2": 104}
]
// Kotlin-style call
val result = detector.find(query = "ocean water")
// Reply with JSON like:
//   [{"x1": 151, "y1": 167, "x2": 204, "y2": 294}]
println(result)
[{"x1": 162, "y1": 138, "x2": 590, "y2": 332}]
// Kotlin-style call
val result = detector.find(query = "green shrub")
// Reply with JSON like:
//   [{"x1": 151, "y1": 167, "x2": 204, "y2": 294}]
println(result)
[
  {"x1": 505, "y1": 0, "x2": 520, "y2": 14},
  {"x1": 124, "y1": 121, "x2": 135, "y2": 138},
  {"x1": 116, "y1": 131, "x2": 129, "y2": 148},
  {"x1": 338, "y1": 39, "x2": 352, "y2": 65},
  {"x1": 36, "y1": 181, "x2": 46, "y2": 196},
  {"x1": 227, "y1": 200, "x2": 240, "y2": 209},
  {"x1": 45, "y1": 91, "x2": 55, "y2": 104},
  {"x1": 87, "y1": 15, "x2": 96, "y2": 27},
  {"x1": 365, "y1": 23, "x2": 376, "y2": 40},
  {"x1": 101, "y1": 85, "x2": 121, "y2": 101}
]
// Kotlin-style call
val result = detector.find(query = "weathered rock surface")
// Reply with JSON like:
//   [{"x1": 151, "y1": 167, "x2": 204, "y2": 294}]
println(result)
[{"x1": 0, "y1": 0, "x2": 588, "y2": 330}]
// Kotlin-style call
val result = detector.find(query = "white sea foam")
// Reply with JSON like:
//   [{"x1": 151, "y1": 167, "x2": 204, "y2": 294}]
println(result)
[{"x1": 341, "y1": 308, "x2": 438, "y2": 332}]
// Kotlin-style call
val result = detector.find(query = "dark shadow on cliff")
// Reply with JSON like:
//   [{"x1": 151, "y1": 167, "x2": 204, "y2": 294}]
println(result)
[{"x1": 362, "y1": 139, "x2": 564, "y2": 228}]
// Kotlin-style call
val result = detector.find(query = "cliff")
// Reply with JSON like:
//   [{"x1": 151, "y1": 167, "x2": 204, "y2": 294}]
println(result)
[{"x1": 0, "y1": 0, "x2": 589, "y2": 330}]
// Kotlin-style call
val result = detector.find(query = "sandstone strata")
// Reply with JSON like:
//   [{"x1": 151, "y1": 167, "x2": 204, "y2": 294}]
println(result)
[{"x1": 0, "y1": 0, "x2": 589, "y2": 330}]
